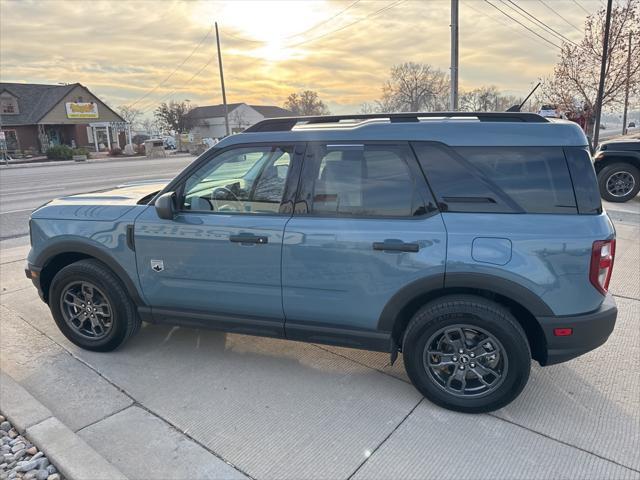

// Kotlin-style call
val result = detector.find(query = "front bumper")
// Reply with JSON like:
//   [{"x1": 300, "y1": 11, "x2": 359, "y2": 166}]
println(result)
[
  {"x1": 25, "y1": 263, "x2": 45, "y2": 301},
  {"x1": 538, "y1": 293, "x2": 617, "y2": 365}
]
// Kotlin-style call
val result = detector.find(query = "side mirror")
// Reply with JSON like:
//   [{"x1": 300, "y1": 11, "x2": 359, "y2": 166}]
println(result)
[{"x1": 155, "y1": 191, "x2": 175, "y2": 220}]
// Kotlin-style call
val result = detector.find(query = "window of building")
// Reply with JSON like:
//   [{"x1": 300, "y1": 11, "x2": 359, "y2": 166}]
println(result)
[{"x1": 0, "y1": 93, "x2": 19, "y2": 115}]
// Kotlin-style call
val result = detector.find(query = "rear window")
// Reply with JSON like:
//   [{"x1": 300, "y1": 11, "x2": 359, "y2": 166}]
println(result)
[{"x1": 413, "y1": 143, "x2": 577, "y2": 214}]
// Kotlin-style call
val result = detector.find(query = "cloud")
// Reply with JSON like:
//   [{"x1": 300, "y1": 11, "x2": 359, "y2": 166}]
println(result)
[{"x1": 0, "y1": 0, "x2": 598, "y2": 116}]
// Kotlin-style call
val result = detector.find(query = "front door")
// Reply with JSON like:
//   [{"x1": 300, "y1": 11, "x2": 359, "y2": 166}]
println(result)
[
  {"x1": 134, "y1": 143, "x2": 303, "y2": 337},
  {"x1": 282, "y1": 142, "x2": 447, "y2": 348}
]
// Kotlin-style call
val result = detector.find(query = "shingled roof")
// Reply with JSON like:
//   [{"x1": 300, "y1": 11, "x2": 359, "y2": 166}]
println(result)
[
  {"x1": 187, "y1": 103, "x2": 292, "y2": 120},
  {"x1": 0, "y1": 82, "x2": 78, "y2": 126}
]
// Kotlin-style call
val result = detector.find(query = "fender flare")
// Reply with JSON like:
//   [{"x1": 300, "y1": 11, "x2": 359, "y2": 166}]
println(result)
[
  {"x1": 376, "y1": 272, "x2": 553, "y2": 334},
  {"x1": 34, "y1": 239, "x2": 146, "y2": 307}
]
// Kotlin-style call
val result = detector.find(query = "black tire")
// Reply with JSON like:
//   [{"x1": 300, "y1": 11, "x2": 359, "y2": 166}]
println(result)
[
  {"x1": 402, "y1": 295, "x2": 531, "y2": 413},
  {"x1": 49, "y1": 259, "x2": 141, "y2": 352},
  {"x1": 597, "y1": 162, "x2": 640, "y2": 203}
]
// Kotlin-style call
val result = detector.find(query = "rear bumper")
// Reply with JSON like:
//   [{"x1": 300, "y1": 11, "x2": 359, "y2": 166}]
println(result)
[{"x1": 538, "y1": 293, "x2": 617, "y2": 366}]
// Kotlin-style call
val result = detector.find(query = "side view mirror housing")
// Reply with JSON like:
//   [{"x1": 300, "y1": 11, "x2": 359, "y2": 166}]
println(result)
[{"x1": 155, "y1": 191, "x2": 175, "y2": 220}]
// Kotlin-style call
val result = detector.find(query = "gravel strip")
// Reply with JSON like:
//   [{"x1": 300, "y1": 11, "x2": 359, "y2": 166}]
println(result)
[{"x1": 0, "y1": 414, "x2": 62, "y2": 480}]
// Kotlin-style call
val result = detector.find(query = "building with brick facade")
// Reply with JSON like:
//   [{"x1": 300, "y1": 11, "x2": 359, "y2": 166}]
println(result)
[{"x1": 0, "y1": 82, "x2": 129, "y2": 154}]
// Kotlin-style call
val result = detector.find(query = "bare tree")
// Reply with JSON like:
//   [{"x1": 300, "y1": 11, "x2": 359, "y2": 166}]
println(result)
[
  {"x1": 284, "y1": 91, "x2": 330, "y2": 116},
  {"x1": 154, "y1": 100, "x2": 196, "y2": 133},
  {"x1": 118, "y1": 105, "x2": 142, "y2": 127},
  {"x1": 459, "y1": 86, "x2": 521, "y2": 112},
  {"x1": 230, "y1": 109, "x2": 250, "y2": 132},
  {"x1": 140, "y1": 118, "x2": 158, "y2": 135},
  {"x1": 542, "y1": 0, "x2": 639, "y2": 133},
  {"x1": 375, "y1": 62, "x2": 449, "y2": 112}
]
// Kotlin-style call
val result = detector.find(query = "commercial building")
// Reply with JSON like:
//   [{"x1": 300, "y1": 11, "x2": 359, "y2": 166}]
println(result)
[
  {"x1": 0, "y1": 82, "x2": 130, "y2": 154},
  {"x1": 187, "y1": 103, "x2": 292, "y2": 139}
]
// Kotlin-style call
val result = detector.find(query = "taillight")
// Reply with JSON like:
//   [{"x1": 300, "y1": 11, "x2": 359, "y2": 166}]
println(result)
[{"x1": 590, "y1": 239, "x2": 615, "y2": 294}]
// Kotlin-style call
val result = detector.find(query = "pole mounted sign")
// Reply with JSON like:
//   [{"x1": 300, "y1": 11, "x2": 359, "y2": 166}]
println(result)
[{"x1": 65, "y1": 102, "x2": 99, "y2": 119}]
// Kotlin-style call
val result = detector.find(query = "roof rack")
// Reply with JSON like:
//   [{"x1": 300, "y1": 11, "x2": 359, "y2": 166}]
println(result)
[{"x1": 244, "y1": 111, "x2": 548, "y2": 133}]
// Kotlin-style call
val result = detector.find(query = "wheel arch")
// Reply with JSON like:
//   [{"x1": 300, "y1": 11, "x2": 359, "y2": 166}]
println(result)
[
  {"x1": 594, "y1": 153, "x2": 640, "y2": 173},
  {"x1": 378, "y1": 274, "x2": 550, "y2": 363},
  {"x1": 35, "y1": 241, "x2": 145, "y2": 307}
]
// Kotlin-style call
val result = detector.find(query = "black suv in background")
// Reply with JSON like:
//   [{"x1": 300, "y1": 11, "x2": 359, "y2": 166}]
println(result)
[{"x1": 594, "y1": 139, "x2": 640, "y2": 202}]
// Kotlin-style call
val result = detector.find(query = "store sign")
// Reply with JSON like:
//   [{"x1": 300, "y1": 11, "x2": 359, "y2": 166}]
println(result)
[{"x1": 65, "y1": 102, "x2": 99, "y2": 119}]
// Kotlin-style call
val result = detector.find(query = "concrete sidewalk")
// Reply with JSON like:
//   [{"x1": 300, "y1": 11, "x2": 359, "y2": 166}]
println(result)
[{"x1": 0, "y1": 221, "x2": 638, "y2": 479}]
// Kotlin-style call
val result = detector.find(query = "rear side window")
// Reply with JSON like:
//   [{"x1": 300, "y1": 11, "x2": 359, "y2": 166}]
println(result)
[
  {"x1": 413, "y1": 143, "x2": 578, "y2": 214},
  {"x1": 296, "y1": 143, "x2": 433, "y2": 217}
]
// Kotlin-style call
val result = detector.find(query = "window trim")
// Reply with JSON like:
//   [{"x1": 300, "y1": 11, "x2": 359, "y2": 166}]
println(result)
[
  {"x1": 169, "y1": 142, "x2": 306, "y2": 218},
  {"x1": 292, "y1": 141, "x2": 438, "y2": 220}
]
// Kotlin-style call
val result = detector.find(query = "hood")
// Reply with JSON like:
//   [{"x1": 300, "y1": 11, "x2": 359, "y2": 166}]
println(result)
[
  {"x1": 55, "y1": 180, "x2": 169, "y2": 205},
  {"x1": 31, "y1": 180, "x2": 169, "y2": 221}
]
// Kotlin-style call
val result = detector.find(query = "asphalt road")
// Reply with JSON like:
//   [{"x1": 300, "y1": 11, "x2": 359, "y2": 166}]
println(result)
[
  {"x1": 0, "y1": 156, "x2": 194, "y2": 240},
  {"x1": 599, "y1": 124, "x2": 639, "y2": 140}
]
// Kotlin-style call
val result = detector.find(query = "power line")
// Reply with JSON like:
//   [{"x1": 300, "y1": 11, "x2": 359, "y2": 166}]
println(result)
[
  {"x1": 483, "y1": 0, "x2": 562, "y2": 49},
  {"x1": 462, "y1": 0, "x2": 554, "y2": 50},
  {"x1": 288, "y1": 0, "x2": 406, "y2": 49},
  {"x1": 220, "y1": 1, "x2": 362, "y2": 44},
  {"x1": 128, "y1": 27, "x2": 213, "y2": 108},
  {"x1": 572, "y1": 0, "x2": 591, "y2": 15},
  {"x1": 503, "y1": 0, "x2": 580, "y2": 48},
  {"x1": 139, "y1": 56, "x2": 216, "y2": 114},
  {"x1": 537, "y1": 0, "x2": 583, "y2": 34},
  {"x1": 281, "y1": 0, "x2": 362, "y2": 40}
]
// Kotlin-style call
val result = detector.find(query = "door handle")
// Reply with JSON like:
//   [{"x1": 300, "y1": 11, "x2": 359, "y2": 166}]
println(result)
[
  {"x1": 230, "y1": 234, "x2": 268, "y2": 244},
  {"x1": 372, "y1": 241, "x2": 419, "y2": 252}
]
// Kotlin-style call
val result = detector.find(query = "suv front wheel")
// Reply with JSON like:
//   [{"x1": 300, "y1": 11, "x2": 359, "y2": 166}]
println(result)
[
  {"x1": 403, "y1": 295, "x2": 531, "y2": 413},
  {"x1": 49, "y1": 259, "x2": 141, "y2": 352}
]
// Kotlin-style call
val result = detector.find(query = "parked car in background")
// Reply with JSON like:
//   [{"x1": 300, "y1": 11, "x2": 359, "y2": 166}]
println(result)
[
  {"x1": 25, "y1": 112, "x2": 617, "y2": 413},
  {"x1": 594, "y1": 139, "x2": 640, "y2": 202},
  {"x1": 163, "y1": 136, "x2": 176, "y2": 150},
  {"x1": 131, "y1": 134, "x2": 150, "y2": 146},
  {"x1": 629, "y1": 121, "x2": 636, "y2": 128},
  {"x1": 538, "y1": 104, "x2": 561, "y2": 118}
]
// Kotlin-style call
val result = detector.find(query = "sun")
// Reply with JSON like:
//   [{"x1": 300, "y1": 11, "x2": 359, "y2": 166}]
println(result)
[{"x1": 190, "y1": 0, "x2": 333, "y2": 62}]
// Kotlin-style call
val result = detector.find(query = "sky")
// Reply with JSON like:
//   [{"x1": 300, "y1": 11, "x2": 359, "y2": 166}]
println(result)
[{"x1": 0, "y1": 0, "x2": 605, "y2": 117}]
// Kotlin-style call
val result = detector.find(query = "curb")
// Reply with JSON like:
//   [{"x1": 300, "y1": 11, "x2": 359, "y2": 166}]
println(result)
[
  {"x1": 0, "y1": 153, "x2": 194, "y2": 170},
  {"x1": 0, "y1": 371, "x2": 128, "y2": 480}
]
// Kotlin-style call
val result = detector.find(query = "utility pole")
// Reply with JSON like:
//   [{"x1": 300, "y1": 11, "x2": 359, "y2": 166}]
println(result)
[
  {"x1": 593, "y1": 0, "x2": 613, "y2": 147},
  {"x1": 621, "y1": 32, "x2": 632, "y2": 136},
  {"x1": 215, "y1": 22, "x2": 230, "y2": 137},
  {"x1": 450, "y1": 0, "x2": 459, "y2": 111}
]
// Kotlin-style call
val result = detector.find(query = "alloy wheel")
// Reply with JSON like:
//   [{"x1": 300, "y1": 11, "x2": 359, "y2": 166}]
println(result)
[
  {"x1": 423, "y1": 324, "x2": 508, "y2": 398},
  {"x1": 59, "y1": 281, "x2": 113, "y2": 339},
  {"x1": 606, "y1": 171, "x2": 636, "y2": 198}
]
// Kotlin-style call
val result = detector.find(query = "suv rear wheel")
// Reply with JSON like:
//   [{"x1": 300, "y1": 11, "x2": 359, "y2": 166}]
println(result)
[
  {"x1": 403, "y1": 295, "x2": 531, "y2": 413},
  {"x1": 598, "y1": 162, "x2": 640, "y2": 203},
  {"x1": 49, "y1": 259, "x2": 141, "y2": 352}
]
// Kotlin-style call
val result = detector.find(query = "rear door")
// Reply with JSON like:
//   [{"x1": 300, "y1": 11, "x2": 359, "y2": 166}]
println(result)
[{"x1": 282, "y1": 142, "x2": 447, "y2": 349}]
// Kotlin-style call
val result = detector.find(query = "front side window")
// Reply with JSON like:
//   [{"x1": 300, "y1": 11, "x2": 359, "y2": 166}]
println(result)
[
  {"x1": 181, "y1": 145, "x2": 293, "y2": 214},
  {"x1": 298, "y1": 143, "x2": 428, "y2": 217}
]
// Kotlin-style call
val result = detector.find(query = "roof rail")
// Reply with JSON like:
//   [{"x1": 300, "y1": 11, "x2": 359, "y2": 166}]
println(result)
[{"x1": 244, "y1": 111, "x2": 548, "y2": 133}]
